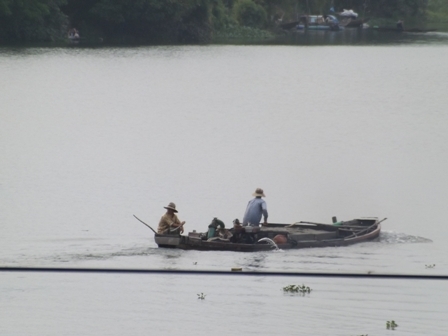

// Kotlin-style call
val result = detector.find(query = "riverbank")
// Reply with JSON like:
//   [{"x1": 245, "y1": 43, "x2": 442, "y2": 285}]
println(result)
[{"x1": 3, "y1": 0, "x2": 447, "y2": 44}]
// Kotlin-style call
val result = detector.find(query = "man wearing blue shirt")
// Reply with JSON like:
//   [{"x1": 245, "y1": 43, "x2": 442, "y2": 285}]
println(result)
[{"x1": 243, "y1": 188, "x2": 268, "y2": 227}]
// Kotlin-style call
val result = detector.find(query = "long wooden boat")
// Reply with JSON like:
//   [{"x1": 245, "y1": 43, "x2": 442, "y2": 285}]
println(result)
[
  {"x1": 279, "y1": 15, "x2": 346, "y2": 31},
  {"x1": 154, "y1": 217, "x2": 385, "y2": 252}
]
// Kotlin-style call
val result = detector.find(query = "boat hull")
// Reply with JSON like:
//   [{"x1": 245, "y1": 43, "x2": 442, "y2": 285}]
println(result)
[
  {"x1": 154, "y1": 234, "x2": 182, "y2": 248},
  {"x1": 296, "y1": 24, "x2": 343, "y2": 31},
  {"x1": 295, "y1": 15, "x2": 344, "y2": 31},
  {"x1": 154, "y1": 218, "x2": 383, "y2": 252}
]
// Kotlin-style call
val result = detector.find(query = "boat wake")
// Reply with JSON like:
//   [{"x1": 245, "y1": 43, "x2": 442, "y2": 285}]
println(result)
[
  {"x1": 49, "y1": 244, "x2": 158, "y2": 263},
  {"x1": 378, "y1": 231, "x2": 433, "y2": 244}
]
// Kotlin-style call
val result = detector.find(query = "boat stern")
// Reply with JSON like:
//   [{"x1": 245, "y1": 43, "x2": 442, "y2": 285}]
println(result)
[{"x1": 155, "y1": 234, "x2": 182, "y2": 248}]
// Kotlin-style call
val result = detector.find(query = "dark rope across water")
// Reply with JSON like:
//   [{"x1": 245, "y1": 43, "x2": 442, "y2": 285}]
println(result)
[{"x1": 1, "y1": 267, "x2": 447, "y2": 280}]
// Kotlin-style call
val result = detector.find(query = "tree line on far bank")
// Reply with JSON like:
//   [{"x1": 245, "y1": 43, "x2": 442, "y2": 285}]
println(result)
[{"x1": 0, "y1": 0, "x2": 443, "y2": 44}]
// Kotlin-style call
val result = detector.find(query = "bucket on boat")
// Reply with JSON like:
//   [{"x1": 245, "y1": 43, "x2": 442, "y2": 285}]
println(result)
[
  {"x1": 207, "y1": 227, "x2": 216, "y2": 239},
  {"x1": 207, "y1": 217, "x2": 225, "y2": 239},
  {"x1": 273, "y1": 235, "x2": 287, "y2": 244},
  {"x1": 332, "y1": 216, "x2": 343, "y2": 225}
]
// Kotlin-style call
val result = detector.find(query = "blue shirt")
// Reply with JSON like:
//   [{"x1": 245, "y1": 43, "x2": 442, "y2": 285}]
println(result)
[{"x1": 243, "y1": 197, "x2": 268, "y2": 226}]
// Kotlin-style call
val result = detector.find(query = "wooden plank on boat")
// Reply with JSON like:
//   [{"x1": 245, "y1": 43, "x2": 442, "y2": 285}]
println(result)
[
  {"x1": 285, "y1": 222, "x2": 340, "y2": 231},
  {"x1": 338, "y1": 228, "x2": 359, "y2": 237}
]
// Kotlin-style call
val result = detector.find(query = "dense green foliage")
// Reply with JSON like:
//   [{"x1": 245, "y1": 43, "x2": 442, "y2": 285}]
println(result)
[
  {"x1": 0, "y1": 0, "x2": 68, "y2": 42},
  {"x1": 0, "y1": 0, "x2": 444, "y2": 44},
  {"x1": 233, "y1": 0, "x2": 267, "y2": 28},
  {"x1": 427, "y1": 0, "x2": 448, "y2": 22},
  {"x1": 61, "y1": 0, "x2": 215, "y2": 43}
]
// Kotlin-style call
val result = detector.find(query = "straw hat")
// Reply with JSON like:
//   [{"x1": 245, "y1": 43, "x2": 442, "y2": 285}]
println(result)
[
  {"x1": 252, "y1": 188, "x2": 265, "y2": 197},
  {"x1": 164, "y1": 202, "x2": 178, "y2": 213}
]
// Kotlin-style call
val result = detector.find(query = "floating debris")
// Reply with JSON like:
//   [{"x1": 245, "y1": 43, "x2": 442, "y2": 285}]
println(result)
[
  {"x1": 283, "y1": 284, "x2": 312, "y2": 295},
  {"x1": 379, "y1": 232, "x2": 432, "y2": 244},
  {"x1": 386, "y1": 320, "x2": 398, "y2": 330},
  {"x1": 197, "y1": 293, "x2": 206, "y2": 300}
]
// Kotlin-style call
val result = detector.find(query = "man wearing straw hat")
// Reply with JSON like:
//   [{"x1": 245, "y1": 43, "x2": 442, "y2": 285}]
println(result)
[
  {"x1": 242, "y1": 188, "x2": 268, "y2": 227},
  {"x1": 157, "y1": 202, "x2": 186, "y2": 234}
]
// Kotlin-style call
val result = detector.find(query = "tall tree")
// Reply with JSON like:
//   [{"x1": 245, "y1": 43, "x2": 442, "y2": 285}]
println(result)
[
  {"x1": 69, "y1": 0, "x2": 214, "y2": 43},
  {"x1": 0, "y1": 0, "x2": 68, "y2": 42}
]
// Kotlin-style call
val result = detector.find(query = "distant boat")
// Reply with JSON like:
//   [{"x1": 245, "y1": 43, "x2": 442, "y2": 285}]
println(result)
[
  {"x1": 339, "y1": 9, "x2": 358, "y2": 19},
  {"x1": 68, "y1": 29, "x2": 80, "y2": 43},
  {"x1": 295, "y1": 15, "x2": 345, "y2": 31},
  {"x1": 334, "y1": 9, "x2": 370, "y2": 28},
  {"x1": 68, "y1": 36, "x2": 80, "y2": 44}
]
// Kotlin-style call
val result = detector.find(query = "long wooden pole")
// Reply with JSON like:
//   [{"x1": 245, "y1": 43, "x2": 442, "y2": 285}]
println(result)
[{"x1": 133, "y1": 215, "x2": 157, "y2": 234}]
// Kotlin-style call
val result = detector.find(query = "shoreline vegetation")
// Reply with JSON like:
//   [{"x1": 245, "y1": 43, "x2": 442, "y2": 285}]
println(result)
[{"x1": 0, "y1": 0, "x2": 447, "y2": 45}]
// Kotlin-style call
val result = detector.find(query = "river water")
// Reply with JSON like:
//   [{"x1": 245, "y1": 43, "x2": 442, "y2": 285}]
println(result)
[{"x1": 1, "y1": 31, "x2": 448, "y2": 335}]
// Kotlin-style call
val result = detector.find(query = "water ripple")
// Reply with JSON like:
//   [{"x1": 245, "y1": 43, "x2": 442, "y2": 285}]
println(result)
[{"x1": 379, "y1": 231, "x2": 433, "y2": 244}]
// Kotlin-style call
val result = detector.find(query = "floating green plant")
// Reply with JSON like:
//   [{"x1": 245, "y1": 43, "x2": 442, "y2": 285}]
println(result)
[
  {"x1": 425, "y1": 264, "x2": 436, "y2": 268},
  {"x1": 282, "y1": 284, "x2": 312, "y2": 295},
  {"x1": 197, "y1": 293, "x2": 206, "y2": 300},
  {"x1": 386, "y1": 320, "x2": 398, "y2": 330}
]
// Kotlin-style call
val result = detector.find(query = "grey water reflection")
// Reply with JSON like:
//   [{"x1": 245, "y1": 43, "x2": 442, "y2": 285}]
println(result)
[{"x1": 245, "y1": 253, "x2": 268, "y2": 269}]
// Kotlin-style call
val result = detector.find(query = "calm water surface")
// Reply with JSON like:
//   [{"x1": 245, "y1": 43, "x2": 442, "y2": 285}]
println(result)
[{"x1": 1, "y1": 33, "x2": 448, "y2": 335}]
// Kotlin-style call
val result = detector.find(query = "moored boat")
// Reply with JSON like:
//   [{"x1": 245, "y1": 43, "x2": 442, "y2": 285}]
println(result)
[
  {"x1": 334, "y1": 9, "x2": 370, "y2": 28},
  {"x1": 153, "y1": 217, "x2": 385, "y2": 252},
  {"x1": 295, "y1": 15, "x2": 345, "y2": 31},
  {"x1": 68, "y1": 28, "x2": 80, "y2": 43}
]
